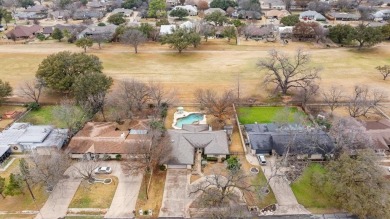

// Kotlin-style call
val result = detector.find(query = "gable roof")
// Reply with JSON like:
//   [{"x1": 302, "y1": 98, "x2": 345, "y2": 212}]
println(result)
[
  {"x1": 329, "y1": 12, "x2": 360, "y2": 20},
  {"x1": 167, "y1": 127, "x2": 229, "y2": 165},
  {"x1": 24, "y1": 5, "x2": 48, "y2": 13},
  {"x1": 6, "y1": 25, "x2": 42, "y2": 38},
  {"x1": 160, "y1": 24, "x2": 176, "y2": 34},
  {"x1": 300, "y1": 10, "x2": 326, "y2": 20},
  {"x1": 265, "y1": 9, "x2": 290, "y2": 18},
  {"x1": 67, "y1": 122, "x2": 151, "y2": 155},
  {"x1": 204, "y1": 8, "x2": 226, "y2": 15},
  {"x1": 363, "y1": 119, "x2": 390, "y2": 150}
]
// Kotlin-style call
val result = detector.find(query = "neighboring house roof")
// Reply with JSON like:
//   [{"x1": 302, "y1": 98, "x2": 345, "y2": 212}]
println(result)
[
  {"x1": 250, "y1": 26, "x2": 273, "y2": 37},
  {"x1": 67, "y1": 122, "x2": 151, "y2": 155},
  {"x1": 329, "y1": 12, "x2": 360, "y2": 20},
  {"x1": 6, "y1": 25, "x2": 42, "y2": 38},
  {"x1": 50, "y1": 10, "x2": 71, "y2": 19},
  {"x1": 279, "y1": 26, "x2": 293, "y2": 32},
  {"x1": 204, "y1": 8, "x2": 226, "y2": 15},
  {"x1": 372, "y1": 9, "x2": 390, "y2": 18},
  {"x1": 265, "y1": 9, "x2": 290, "y2": 18},
  {"x1": 73, "y1": 10, "x2": 104, "y2": 20},
  {"x1": 14, "y1": 12, "x2": 37, "y2": 19},
  {"x1": 173, "y1": 5, "x2": 198, "y2": 13},
  {"x1": 24, "y1": 5, "x2": 48, "y2": 13},
  {"x1": 167, "y1": 124, "x2": 229, "y2": 165},
  {"x1": 112, "y1": 8, "x2": 133, "y2": 16},
  {"x1": 160, "y1": 24, "x2": 176, "y2": 35},
  {"x1": 0, "y1": 123, "x2": 68, "y2": 149},
  {"x1": 364, "y1": 119, "x2": 390, "y2": 151},
  {"x1": 245, "y1": 123, "x2": 335, "y2": 156},
  {"x1": 180, "y1": 21, "x2": 193, "y2": 29},
  {"x1": 238, "y1": 10, "x2": 261, "y2": 19},
  {"x1": 87, "y1": 0, "x2": 105, "y2": 8},
  {"x1": 78, "y1": 24, "x2": 117, "y2": 38},
  {"x1": 300, "y1": 10, "x2": 326, "y2": 21},
  {"x1": 43, "y1": 24, "x2": 86, "y2": 35},
  {"x1": 261, "y1": 0, "x2": 285, "y2": 7},
  {"x1": 0, "y1": 146, "x2": 10, "y2": 157}
]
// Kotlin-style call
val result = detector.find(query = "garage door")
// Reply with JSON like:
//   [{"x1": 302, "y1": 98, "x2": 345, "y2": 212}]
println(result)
[{"x1": 167, "y1": 164, "x2": 187, "y2": 169}]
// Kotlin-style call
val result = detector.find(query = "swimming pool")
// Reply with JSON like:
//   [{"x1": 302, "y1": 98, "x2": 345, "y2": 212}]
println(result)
[{"x1": 175, "y1": 113, "x2": 205, "y2": 128}]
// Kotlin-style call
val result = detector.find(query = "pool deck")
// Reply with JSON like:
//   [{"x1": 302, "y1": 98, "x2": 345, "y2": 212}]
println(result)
[{"x1": 172, "y1": 111, "x2": 207, "y2": 129}]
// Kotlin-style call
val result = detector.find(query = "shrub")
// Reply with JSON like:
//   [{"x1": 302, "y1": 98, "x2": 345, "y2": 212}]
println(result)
[
  {"x1": 103, "y1": 154, "x2": 111, "y2": 160},
  {"x1": 98, "y1": 22, "x2": 106, "y2": 26},
  {"x1": 115, "y1": 154, "x2": 122, "y2": 160},
  {"x1": 160, "y1": 107, "x2": 168, "y2": 118},
  {"x1": 159, "y1": 164, "x2": 167, "y2": 171},
  {"x1": 27, "y1": 102, "x2": 40, "y2": 111},
  {"x1": 156, "y1": 19, "x2": 169, "y2": 26},
  {"x1": 36, "y1": 33, "x2": 46, "y2": 41},
  {"x1": 206, "y1": 157, "x2": 218, "y2": 161}
]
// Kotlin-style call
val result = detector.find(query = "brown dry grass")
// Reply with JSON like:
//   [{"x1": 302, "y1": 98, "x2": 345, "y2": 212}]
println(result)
[
  {"x1": 69, "y1": 176, "x2": 118, "y2": 209},
  {"x1": 135, "y1": 170, "x2": 167, "y2": 218},
  {"x1": 2, "y1": 40, "x2": 390, "y2": 104}
]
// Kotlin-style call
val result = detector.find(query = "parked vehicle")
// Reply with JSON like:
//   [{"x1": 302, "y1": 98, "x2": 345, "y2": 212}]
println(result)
[
  {"x1": 94, "y1": 166, "x2": 112, "y2": 174},
  {"x1": 257, "y1": 154, "x2": 267, "y2": 166}
]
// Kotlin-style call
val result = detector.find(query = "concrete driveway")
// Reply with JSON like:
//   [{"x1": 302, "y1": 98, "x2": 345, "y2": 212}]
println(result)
[
  {"x1": 159, "y1": 169, "x2": 191, "y2": 218},
  {"x1": 35, "y1": 168, "x2": 81, "y2": 219},
  {"x1": 105, "y1": 161, "x2": 143, "y2": 219}
]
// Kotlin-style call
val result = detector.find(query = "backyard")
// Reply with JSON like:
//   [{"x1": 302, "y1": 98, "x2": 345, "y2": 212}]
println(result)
[
  {"x1": 0, "y1": 105, "x2": 26, "y2": 130},
  {"x1": 69, "y1": 176, "x2": 118, "y2": 209},
  {"x1": 19, "y1": 106, "x2": 66, "y2": 128},
  {"x1": 291, "y1": 164, "x2": 338, "y2": 213},
  {"x1": 238, "y1": 106, "x2": 303, "y2": 124}
]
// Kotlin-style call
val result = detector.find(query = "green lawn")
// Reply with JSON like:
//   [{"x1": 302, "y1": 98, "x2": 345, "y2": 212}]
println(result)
[
  {"x1": 250, "y1": 169, "x2": 277, "y2": 209},
  {"x1": 238, "y1": 106, "x2": 302, "y2": 124},
  {"x1": 20, "y1": 106, "x2": 65, "y2": 128},
  {"x1": 291, "y1": 164, "x2": 336, "y2": 210}
]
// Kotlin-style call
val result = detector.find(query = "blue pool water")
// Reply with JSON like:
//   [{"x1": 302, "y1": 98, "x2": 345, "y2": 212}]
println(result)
[{"x1": 175, "y1": 113, "x2": 204, "y2": 128}]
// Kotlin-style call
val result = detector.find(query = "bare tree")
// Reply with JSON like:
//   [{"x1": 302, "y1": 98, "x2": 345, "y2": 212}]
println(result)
[
  {"x1": 258, "y1": 49, "x2": 321, "y2": 95},
  {"x1": 283, "y1": 0, "x2": 292, "y2": 11},
  {"x1": 19, "y1": 78, "x2": 45, "y2": 104},
  {"x1": 122, "y1": 126, "x2": 173, "y2": 199},
  {"x1": 329, "y1": 117, "x2": 374, "y2": 157},
  {"x1": 195, "y1": 89, "x2": 236, "y2": 126},
  {"x1": 28, "y1": 150, "x2": 72, "y2": 191},
  {"x1": 72, "y1": 160, "x2": 101, "y2": 182},
  {"x1": 347, "y1": 85, "x2": 386, "y2": 118},
  {"x1": 376, "y1": 65, "x2": 390, "y2": 80},
  {"x1": 307, "y1": 0, "x2": 331, "y2": 14},
  {"x1": 121, "y1": 29, "x2": 147, "y2": 54},
  {"x1": 148, "y1": 81, "x2": 176, "y2": 110},
  {"x1": 321, "y1": 86, "x2": 344, "y2": 114},
  {"x1": 52, "y1": 98, "x2": 90, "y2": 136},
  {"x1": 296, "y1": 81, "x2": 319, "y2": 106},
  {"x1": 127, "y1": 79, "x2": 150, "y2": 111},
  {"x1": 90, "y1": 32, "x2": 111, "y2": 49}
]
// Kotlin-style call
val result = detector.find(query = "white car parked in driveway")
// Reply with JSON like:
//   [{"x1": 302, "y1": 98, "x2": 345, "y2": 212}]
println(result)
[{"x1": 94, "y1": 166, "x2": 112, "y2": 174}]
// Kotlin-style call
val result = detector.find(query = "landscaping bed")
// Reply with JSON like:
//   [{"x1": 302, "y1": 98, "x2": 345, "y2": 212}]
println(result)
[
  {"x1": 69, "y1": 176, "x2": 118, "y2": 209},
  {"x1": 238, "y1": 106, "x2": 303, "y2": 124}
]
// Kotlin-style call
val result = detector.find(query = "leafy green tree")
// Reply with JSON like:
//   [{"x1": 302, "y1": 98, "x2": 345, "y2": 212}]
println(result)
[
  {"x1": 108, "y1": 13, "x2": 126, "y2": 25},
  {"x1": 209, "y1": 0, "x2": 237, "y2": 10},
  {"x1": 188, "y1": 30, "x2": 201, "y2": 48},
  {"x1": 3, "y1": 10, "x2": 12, "y2": 27},
  {"x1": 58, "y1": 0, "x2": 72, "y2": 9},
  {"x1": 148, "y1": 0, "x2": 166, "y2": 18},
  {"x1": 73, "y1": 72, "x2": 113, "y2": 119},
  {"x1": 98, "y1": 22, "x2": 106, "y2": 26},
  {"x1": 122, "y1": 0, "x2": 142, "y2": 9},
  {"x1": 0, "y1": 176, "x2": 5, "y2": 198},
  {"x1": 204, "y1": 11, "x2": 228, "y2": 26},
  {"x1": 280, "y1": 14, "x2": 299, "y2": 26},
  {"x1": 169, "y1": 8, "x2": 189, "y2": 20},
  {"x1": 0, "y1": 8, "x2": 11, "y2": 25},
  {"x1": 138, "y1": 23, "x2": 155, "y2": 39},
  {"x1": 75, "y1": 37, "x2": 94, "y2": 53},
  {"x1": 80, "y1": 0, "x2": 88, "y2": 6},
  {"x1": 226, "y1": 156, "x2": 241, "y2": 171},
  {"x1": 0, "y1": 79, "x2": 12, "y2": 104},
  {"x1": 348, "y1": 24, "x2": 384, "y2": 49},
  {"x1": 323, "y1": 151, "x2": 390, "y2": 219},
  {"x1": 231, "y1": 19, "x2": 244, "y2": 27},
  {"x1": 223, "y1": 26, "x2": 237, "y2": 44},
  {"x1": 36, "y1": 33, "x2": 46, "y2": 41},
  {"x1": 382, "y1": 23, "x2": 390, "y2": 40},
  {"x1": 18, "y1": 0, "x2": 34, "y2": 9},
  {"x1": 36, "y1": 51, "x2": 103, "y2": 93},
  {"x1": 160, "y1": 28, "x2": 193, "y2": 53},
  {"x1": 51, "y1": 28, "x2": 64, "y2": 42},
  {"x1": 329, "y1": 24, "x2": 354, "y2": 44},
  {"x1": 4, "y1": 174, "x2": 24, "y2": 196}
]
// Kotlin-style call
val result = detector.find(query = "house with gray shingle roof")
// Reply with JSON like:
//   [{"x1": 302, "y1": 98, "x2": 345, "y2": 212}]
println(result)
[
  {"x1": 244, "y1": 123, "x2": 334, "y2": 159},
  {"x1": 166, "y1": 124, "x2": 229, "y2": 169},
  {"x1": 329, "y1": 12, "x2": 359, "y2": 21}
]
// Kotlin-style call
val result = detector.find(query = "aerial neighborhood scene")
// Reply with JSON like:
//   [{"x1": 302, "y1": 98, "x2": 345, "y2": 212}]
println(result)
[{"x1": 1, "y1": 0, "x2": 390, "y2": 218}]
